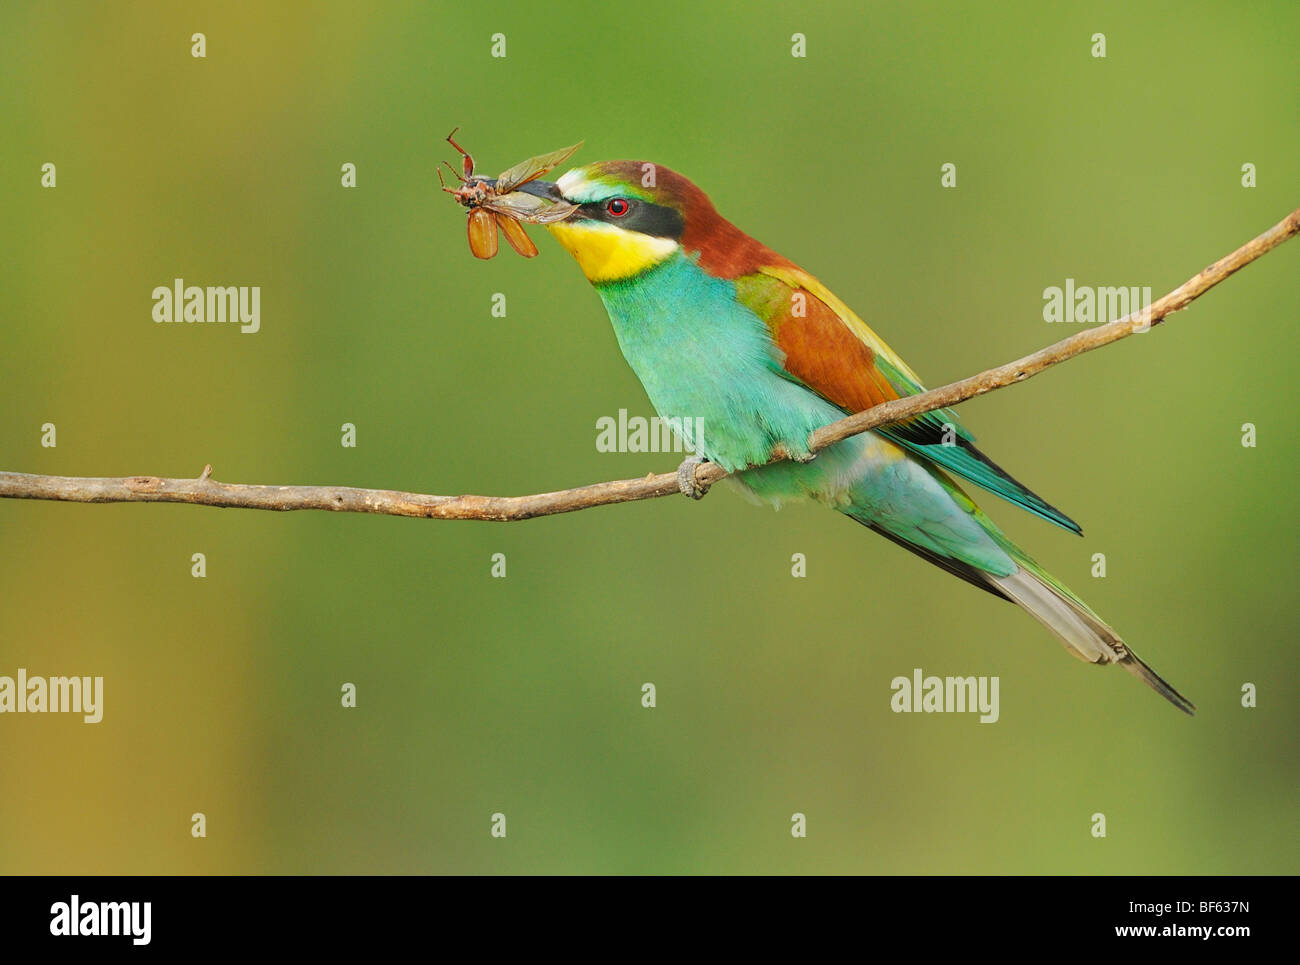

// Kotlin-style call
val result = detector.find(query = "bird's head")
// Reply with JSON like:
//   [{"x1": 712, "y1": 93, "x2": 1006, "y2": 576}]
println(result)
[{"x1": 516, "y1": 160, "x2": 777, "y2": 284}]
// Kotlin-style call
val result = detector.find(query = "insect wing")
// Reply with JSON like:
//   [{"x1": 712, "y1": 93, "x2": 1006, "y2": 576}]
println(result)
[
  {"x1": 522, "y1": 200, "x2": 580, "y2": 224},
  {"x1": 494, "y1": 141, "x2": 583, "y2": 192},
  {"x1": 467, "y1": 207, "x2": 498, "y2": 259},
  {"x1": 486, "y1": 191, "x2": 579, "y2": 225},
  {"x1": 495, "y1": 213, "x2": 539, "y2": 258}
]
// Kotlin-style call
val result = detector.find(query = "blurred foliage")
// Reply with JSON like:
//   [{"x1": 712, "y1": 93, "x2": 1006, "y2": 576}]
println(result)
[{"x1": 0, "y1": 0, "x2": 1296, "y2": 873}]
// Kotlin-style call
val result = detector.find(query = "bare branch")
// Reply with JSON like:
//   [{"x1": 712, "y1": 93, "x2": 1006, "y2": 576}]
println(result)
[{"x1": 2, "y1": 205, "x2": 1297, "y2": 521}]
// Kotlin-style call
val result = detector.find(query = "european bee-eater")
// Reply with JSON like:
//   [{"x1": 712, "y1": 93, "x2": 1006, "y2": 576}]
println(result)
[{"x1": 515, "y1": 161, "x2": 1194, "y2": 714}]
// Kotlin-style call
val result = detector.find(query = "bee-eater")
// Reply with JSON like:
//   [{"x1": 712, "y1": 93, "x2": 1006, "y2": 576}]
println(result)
[{"x1": 514, "y1": 161, "x2": 1194, "y2": 714}]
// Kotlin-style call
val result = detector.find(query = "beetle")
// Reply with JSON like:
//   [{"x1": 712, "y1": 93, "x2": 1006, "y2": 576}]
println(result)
[{"x1": 439, "y1": 129, "x2": 581, "y2": 258}]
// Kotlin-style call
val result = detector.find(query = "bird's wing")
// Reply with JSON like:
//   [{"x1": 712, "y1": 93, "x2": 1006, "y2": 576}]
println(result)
[{"x1": 737, "y1": 263, "x2": 1081, "y2": 534}]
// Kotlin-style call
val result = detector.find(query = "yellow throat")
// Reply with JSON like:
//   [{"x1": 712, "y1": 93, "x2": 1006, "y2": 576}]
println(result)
[{"x1": 546, "y1": 221, "x2": 678, "y2": 283}]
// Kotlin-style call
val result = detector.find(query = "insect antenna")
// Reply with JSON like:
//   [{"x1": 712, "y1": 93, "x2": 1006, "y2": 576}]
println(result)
[{"x1": 440, "y1": 159, "x2": 466, "y2": 186}]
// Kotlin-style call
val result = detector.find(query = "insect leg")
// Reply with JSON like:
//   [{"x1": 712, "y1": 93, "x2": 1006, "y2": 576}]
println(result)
[{"x1": 445, "y1": 128, "x2": 475, "y2": 178}]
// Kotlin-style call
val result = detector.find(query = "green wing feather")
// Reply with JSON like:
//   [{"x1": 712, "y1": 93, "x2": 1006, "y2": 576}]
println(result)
[{"x1": 737, "y1": 265, "x2": 1082, "y2": 535}]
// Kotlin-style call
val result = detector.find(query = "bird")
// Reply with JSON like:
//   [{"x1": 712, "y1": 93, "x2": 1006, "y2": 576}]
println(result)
[{"x1": 510, "y1": 159, "x2": 1195, "y2": 714}]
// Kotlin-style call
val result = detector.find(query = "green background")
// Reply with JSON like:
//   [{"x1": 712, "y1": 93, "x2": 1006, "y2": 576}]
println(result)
[{"x1": 1, "y1": 1, "x2": 1296, "y2": 874}]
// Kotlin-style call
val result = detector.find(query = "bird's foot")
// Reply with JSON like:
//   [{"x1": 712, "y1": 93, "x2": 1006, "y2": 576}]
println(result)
[
  {"x1": 676, "y1": 455, "x2": 711, "y2": 500},
  {"x1": 770, "y1": 442, "x2": 817, "y2": 464}
]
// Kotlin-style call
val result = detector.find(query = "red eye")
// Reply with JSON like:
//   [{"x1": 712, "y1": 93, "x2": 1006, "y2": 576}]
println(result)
[{"x1": 606, "y1": 198, "x2": 630, "y2": 217}]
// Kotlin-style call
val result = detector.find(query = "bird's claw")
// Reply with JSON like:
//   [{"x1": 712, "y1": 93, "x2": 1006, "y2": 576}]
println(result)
[{"x1": 676, "y1": 455, "x2": 710, "y2": 500}]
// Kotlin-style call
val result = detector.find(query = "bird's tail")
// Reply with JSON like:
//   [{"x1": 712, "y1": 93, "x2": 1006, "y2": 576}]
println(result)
[{"x1": 987, "y1": 556, "x2": 1196, "y2": 715}]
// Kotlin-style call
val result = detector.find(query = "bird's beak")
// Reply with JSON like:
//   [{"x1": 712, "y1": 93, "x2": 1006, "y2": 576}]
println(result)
[
  {"x1": 512, "y1": 179, "x2": 585, "y2": 221},
  {"x1": 515, "y1": 179, "x2": 571, "y2": 206},
  {"x1": 508, "y1": 178, "x2": 583, "y2": 224}
]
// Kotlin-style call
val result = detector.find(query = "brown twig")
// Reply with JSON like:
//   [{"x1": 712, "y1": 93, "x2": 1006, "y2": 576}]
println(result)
[{"x1": 2, "y1": 206, "x2": 1297, "y2": 520}]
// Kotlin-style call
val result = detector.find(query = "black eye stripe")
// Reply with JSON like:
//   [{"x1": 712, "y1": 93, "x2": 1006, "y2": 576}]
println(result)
[{"x1": 577, "y1": 198, "x2": 685, "y2": 240}]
